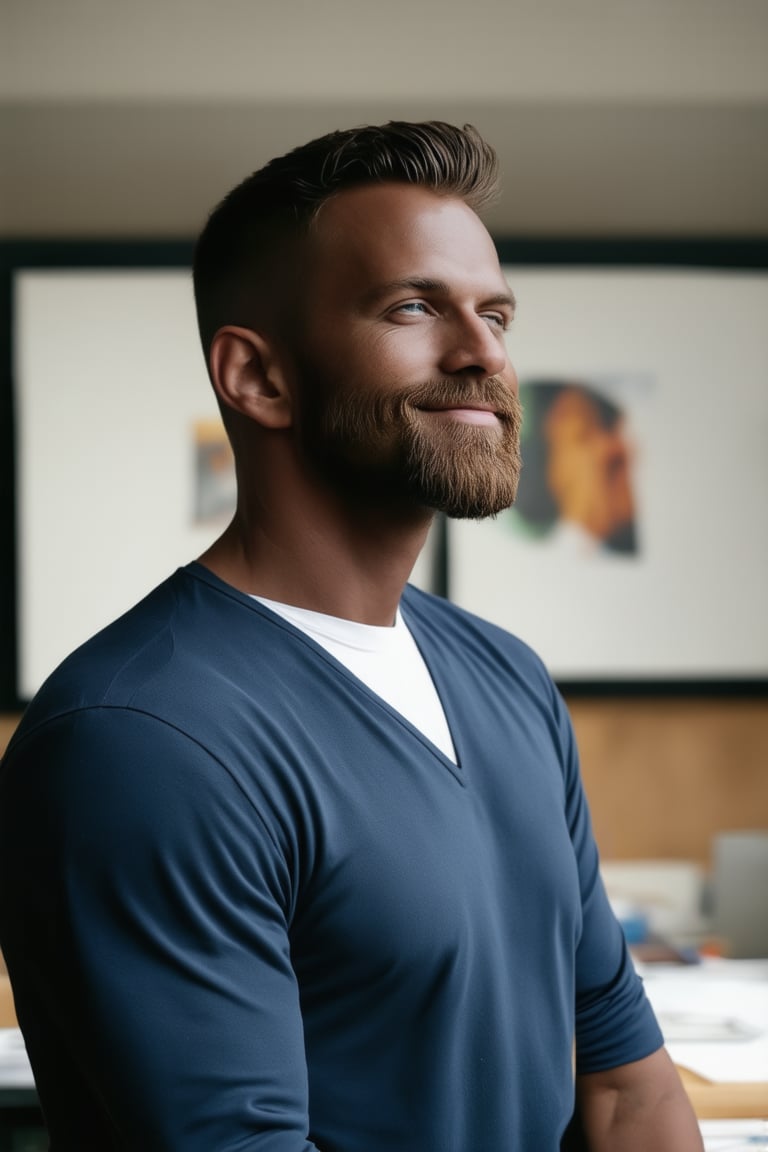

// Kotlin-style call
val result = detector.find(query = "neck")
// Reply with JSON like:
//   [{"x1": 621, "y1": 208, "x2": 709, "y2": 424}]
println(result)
[{"x1": 197, "y1": 477, "x2": 433, "y2": 627}]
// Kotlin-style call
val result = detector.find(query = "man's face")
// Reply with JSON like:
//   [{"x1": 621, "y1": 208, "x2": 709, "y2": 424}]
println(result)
[{"x1": 285, "y1": 183, "x2": 522, "y2": 520}]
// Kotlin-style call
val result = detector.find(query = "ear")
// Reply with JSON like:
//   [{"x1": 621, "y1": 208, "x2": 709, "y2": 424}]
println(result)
[{"x1": 209, "y1": 325, "x2": 293, "y2": 430}]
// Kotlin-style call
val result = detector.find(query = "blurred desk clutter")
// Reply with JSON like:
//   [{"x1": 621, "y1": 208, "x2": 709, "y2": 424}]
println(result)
[
  {"x1": 0, "y1": 979, "x2": 40, "y2": 1152},
  {"x1": 601, "y1": 853, "x2": 768, "y2": 1135},
  {"x1": 713, "y1": 833, "x2": 768, "y2": 961},
  {"x1": 602, "y1": 840, "x2": 768, "y2": 961},
  {"x1": 602, "y1": 857, "x2": 708, "y2": 959},
  {"x1": 700, "y1": 1119, "x2": 768, "y2": 1149},
  {"x1": 639, "y1": 959, "x2": 768, "y2": 1120}
]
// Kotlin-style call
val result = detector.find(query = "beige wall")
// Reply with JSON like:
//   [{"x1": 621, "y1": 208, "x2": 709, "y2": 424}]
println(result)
[
  {"x1": 5, "y1": 0, "x2": 767, "y2": 104},
  {"x1": 1, "y1": 0, "x2": 767, "y2": 237}
]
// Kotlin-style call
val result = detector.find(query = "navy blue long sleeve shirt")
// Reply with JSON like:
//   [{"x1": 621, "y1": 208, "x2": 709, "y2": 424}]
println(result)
[{"x1": 0, "y1": 564, "x2": 662, "y2": 1150}]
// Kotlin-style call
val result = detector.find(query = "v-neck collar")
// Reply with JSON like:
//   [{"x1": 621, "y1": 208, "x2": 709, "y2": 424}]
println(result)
[{"x1": 185, "y1": 564, "x2": 466, "y2": 786}]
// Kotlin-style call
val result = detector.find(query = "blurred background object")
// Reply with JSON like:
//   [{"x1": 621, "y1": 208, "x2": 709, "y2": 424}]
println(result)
[{"x1": 713, "y1": 832, "x2": 768, "y2": 960}]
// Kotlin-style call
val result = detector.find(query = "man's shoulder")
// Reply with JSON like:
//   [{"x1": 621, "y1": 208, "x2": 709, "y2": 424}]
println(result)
[
  {"x1": 6, "y1": 565, "x2": 277, "y2": 753},
  {"x1": 402, "y1": 582, "x2": 549, "y2": 675},
  {"x1": 401, "y1": 583, "x2": 572, "y2": 751}
]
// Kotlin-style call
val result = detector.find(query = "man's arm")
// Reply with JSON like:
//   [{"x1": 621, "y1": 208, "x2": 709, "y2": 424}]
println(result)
[
  {"x1": 576, "y1": 1046, "x2": 704, "y2": 1151},
  {"x1": 0, "y1": 708, "x2": 320, "y2": 1150}
]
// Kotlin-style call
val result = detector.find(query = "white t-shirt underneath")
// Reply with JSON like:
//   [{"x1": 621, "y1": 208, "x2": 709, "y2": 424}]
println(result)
[{"x1": 252, "y1": 596, "x2": 457, "y2": 763}]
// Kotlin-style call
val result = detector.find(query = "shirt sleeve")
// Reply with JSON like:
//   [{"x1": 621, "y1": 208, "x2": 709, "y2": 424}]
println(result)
[
  {"x1": 552, "y1": 689, "x2": 665, "y2": 1074},
  {"x1": 0, "y1": 707, "x2": 321, "y2": 1151}
]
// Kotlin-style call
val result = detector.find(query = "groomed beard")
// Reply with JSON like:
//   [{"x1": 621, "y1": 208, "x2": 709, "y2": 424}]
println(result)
[{"x1": 299, "y1": 375, "x2": 523, "y2": 520}]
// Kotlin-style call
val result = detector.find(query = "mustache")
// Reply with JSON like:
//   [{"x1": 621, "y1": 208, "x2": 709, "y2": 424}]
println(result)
[{"x1": 401, "y1": 378, "x2": 522, "y2": 423}]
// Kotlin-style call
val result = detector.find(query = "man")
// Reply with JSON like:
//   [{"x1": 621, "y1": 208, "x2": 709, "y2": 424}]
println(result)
[{"x1": 0, "y1": 122, "x2": 702, "y2": 1150}]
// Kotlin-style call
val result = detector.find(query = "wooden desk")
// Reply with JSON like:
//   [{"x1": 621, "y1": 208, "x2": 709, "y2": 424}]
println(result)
[
  {"x1": 640, "y1": 958, "x2": 768, "y2": 1122},
  {"x1": 0, "y1": 979, "x2": 15, "y2": 1031},
  {"x1": 679, "y1": 1065, "x2": 768, "y2": 1120}
]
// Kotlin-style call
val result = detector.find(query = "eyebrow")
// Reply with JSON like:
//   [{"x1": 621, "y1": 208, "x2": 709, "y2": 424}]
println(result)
[{"x1": 364, "y1": 277, "x2": 517, "y2": 314}]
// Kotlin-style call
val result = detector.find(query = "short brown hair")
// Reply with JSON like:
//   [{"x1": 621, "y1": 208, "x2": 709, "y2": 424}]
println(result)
[{"x1": 193, "y1": 121, "x2": 500, "y2": 362}]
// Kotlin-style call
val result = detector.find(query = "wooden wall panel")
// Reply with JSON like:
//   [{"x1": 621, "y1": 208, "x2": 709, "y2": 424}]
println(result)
[
  {"x1": 0, "y1": 716, "x2": 18, "y2": 757},
  {"x1": 567, "y1": 697, "x2": 768, "y2": 866}
]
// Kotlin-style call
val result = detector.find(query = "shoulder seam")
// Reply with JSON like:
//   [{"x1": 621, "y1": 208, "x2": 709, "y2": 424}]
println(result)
[{"x1": 3, "y1": 704, "x2": 286, "y2": 861}]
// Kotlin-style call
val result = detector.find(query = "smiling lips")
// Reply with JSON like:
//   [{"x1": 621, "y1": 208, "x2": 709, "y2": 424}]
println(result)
[{"x1": 419, "y1": 406, "x2": 501, "y2": 427}]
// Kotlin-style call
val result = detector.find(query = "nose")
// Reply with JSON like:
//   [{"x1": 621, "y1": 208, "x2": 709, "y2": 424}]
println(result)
[{"x1": 438, "y1": 313, "x2": 510, "y2": 380}]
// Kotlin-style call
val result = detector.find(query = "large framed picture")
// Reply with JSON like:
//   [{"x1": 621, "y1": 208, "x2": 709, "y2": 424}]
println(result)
[{"x1": 448, "y1": 240, "x2": 768, "y2": 689}]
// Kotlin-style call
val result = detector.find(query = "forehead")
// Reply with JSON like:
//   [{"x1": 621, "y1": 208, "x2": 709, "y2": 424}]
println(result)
[{"x1": 304, "y1": 183, "x2": 509, "y2": 300}]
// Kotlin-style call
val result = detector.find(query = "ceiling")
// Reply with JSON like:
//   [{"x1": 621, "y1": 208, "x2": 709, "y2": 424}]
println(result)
[{"x1": 1, "y1": 0, "x2": 767, "y2": 237}]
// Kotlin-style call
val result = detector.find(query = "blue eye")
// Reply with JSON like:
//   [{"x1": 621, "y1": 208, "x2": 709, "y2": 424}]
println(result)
[
  {"x1": 483, "y1": 313, "x2": 511, "y2": 331},
  {"x1": 397, "y1": 301, "x2": 429, "y2": 315}
]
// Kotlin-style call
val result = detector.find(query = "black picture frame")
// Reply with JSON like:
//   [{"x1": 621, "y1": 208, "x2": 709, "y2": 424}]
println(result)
[{"x1": 0, "y1": 241, "x2": 193, "y2": 713}]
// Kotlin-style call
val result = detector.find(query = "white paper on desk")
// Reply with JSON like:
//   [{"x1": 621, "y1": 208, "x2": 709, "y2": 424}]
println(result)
[
  {"x1": 639, "y1": 960, "x2": 768, "y2": 1083},
  {"x1": 700, "y1": 1118, "x2": 768, "y2": 1150},
  {"x1": 671, "y1": 1035, "x2": 768, "y2": 1083},
  {"x1": 0, "y1": 1028, "x2": 35, "y2": 1087}
]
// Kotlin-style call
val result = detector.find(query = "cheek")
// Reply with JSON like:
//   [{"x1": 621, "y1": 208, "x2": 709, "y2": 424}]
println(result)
[
  {"x1": 508, "y1": 364, "x2": 520, "y2": 394},
  {"x1": 368, "y1": 327, "x2": 441, "y2": 376},
  {"x1": 301, "y1": 322, "x2": 446, "y2": 406}
]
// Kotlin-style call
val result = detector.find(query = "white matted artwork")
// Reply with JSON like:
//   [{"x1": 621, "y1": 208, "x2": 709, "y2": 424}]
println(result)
[
  {"x1": 12, "y1": 267, "x2": 439, "y2": 699},
  {"x1": 448, "y1": 266, "x2": 768, "y2": 681},
  {"x1": 14, "y1": 269, "x2": 222, "y2": 698}
]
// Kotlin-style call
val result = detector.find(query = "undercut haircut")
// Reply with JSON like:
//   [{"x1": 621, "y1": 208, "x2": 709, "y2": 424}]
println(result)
[{"x1": 193, "y1": 121, "x2": 500, "y2": 365}]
